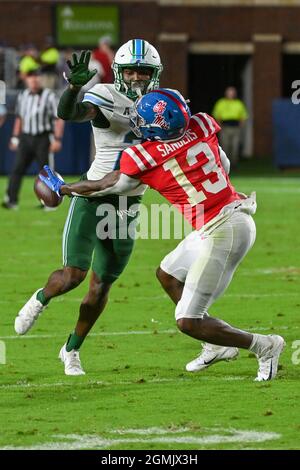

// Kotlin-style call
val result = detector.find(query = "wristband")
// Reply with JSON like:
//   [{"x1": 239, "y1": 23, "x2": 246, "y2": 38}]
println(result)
[{"x1": 11, "y1": 136, "x2": 19, "y2": 146}]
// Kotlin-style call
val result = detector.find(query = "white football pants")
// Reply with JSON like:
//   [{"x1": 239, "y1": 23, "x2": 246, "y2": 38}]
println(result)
[{"x1": 160, "y1": 210, "x2": 256, "y2": 320}]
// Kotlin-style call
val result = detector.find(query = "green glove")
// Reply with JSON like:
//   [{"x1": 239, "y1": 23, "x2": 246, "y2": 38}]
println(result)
[{"x1": 66, "y1": 50, "x2": 97, "y2": 88}]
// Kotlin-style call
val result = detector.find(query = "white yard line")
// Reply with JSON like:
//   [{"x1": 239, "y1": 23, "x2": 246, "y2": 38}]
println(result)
[
  {"x1": 4, "y1": 266, "x2": 300, "y2": 279},
  {"x1": 0, "y1": 376, "x2": 249, "y2": 391},
  {"x1": 0, "y1": 329, "x2": 177, "y2": 340},
  {"x1": 0, "y1": 428, "x2": 281, "y2": 450},
  {"x1": 0, "y1": 322, "x2": 297, "y2": 342},
  {"x1": 54, "y1": 292, "x2": 300, "y2": 299},
  {"x1": 1, "y1": 291, "x2": 299, "y2": 306},
  {"x1": 110, "y1": 427, "x2": 192, "y2": 435}
]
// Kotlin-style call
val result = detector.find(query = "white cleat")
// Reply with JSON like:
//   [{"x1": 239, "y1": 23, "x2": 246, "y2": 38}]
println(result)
[
  {"x1": 14, "y1": 289, "x2": 46, "y2": 335},
  {"x1": 59, "y1": 344, "x2": 86, "y2": 376},
  {"x1": 254, "y1": 335, "x2": 285, "y2": 382},
  {"x1": 186, "y1": 343, "x2": 239, "y2": 372}
]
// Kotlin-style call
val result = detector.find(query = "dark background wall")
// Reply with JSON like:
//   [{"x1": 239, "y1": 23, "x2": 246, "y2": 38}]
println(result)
[
  {"x1": 2, "y1": 2, "x2": 300, "y2": 47},
  {"x1": 1, "y1": 0, "x2": 300, "y2": 157}
]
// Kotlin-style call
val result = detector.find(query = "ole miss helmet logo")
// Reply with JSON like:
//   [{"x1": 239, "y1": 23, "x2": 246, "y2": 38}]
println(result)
[
  {"x1": 153, "y1": 114, "x2": 170, "y2": 129},
  {"x1": 153, "y1": 100, "x2": 167, "y2": 115},
  {"x1": 152, "y1": 100, "x2": 169, "y2": 129}
]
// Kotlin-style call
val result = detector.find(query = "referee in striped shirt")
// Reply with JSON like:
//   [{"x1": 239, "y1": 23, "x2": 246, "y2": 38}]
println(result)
[{"x1": 3, "y1": 69, "x2": 64, "y2": 209}]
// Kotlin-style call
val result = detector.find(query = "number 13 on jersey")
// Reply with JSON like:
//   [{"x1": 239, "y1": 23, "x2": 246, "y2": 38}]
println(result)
[{"x1": 162, "y1": 142, "x2": 228, "y2": 206}]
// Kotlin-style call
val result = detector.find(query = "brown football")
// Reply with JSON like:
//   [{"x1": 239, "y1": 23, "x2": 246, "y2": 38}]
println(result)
[{"x1": 34, "y1": 168, "x2": 63, "y2": 208}]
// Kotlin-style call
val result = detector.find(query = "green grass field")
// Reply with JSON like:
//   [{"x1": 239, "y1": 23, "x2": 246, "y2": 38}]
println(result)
[{"x1": 0, "y1": 172, "x2": 300, "y2": 450}]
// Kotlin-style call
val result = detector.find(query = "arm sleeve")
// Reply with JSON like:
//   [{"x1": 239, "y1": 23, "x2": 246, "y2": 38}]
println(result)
[
  {"x1": 82, "y1": 84, "x2": 114, "y2": 120},
  {"x1": 219, "y1": 146, "x2": 230, "y2": 174},
  {"x1": 190, "y1": 112, "x2": 221, "y2": 139},
  {"x1": 119, "y1": 150, "x2": 144, "y2": 177},
  {"x1": 57, "y1": 86, "x2": 82, "y2": 120}
]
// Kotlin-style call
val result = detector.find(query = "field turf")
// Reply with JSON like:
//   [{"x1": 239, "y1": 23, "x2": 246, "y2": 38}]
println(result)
[{"x1": 0, "y1": 172, "x2": 299, "y2": 450}]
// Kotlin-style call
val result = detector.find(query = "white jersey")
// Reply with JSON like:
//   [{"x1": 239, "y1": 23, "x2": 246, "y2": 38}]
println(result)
[{"x1": 82, "y1": 83, "x2": 146, "y2": 196}]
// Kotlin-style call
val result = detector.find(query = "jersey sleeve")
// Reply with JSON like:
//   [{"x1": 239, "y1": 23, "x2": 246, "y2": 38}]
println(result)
[
  {"x1": 120, "y1": 143, "x2": 158, "y2": 178},
  {"x1": 190, "y1": 112, "x2": 221, "y2": 139},
  {"x1": 82, "y1": 84, "x2": 114, "y2": 119},
  {"x1": 120, "y1": 148, "x2": 144, "y2": 178}
]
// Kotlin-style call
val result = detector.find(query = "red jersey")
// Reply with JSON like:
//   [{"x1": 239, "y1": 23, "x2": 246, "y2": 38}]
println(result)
[{"x1": 120, "y1": 113, "x2": 240, "y2": 229}]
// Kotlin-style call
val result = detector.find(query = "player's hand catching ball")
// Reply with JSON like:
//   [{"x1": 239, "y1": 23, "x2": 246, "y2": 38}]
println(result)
[{"x1": 39, "y1": 165, "x2": 65, "y2": 196}]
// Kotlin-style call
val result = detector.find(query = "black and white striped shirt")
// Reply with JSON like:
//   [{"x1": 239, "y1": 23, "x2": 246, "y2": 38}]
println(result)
[{"x1": 16, "y1": 88, "x2": 58, "y2": 135}]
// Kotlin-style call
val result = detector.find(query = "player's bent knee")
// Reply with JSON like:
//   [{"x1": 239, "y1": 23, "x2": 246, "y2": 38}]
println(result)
[
  {"x1": 177, "y1": 318, "x2": 196, "y2": 335},
  {"x1": 92, "y1": 283, "x2": 112, "y2": 300},
  {"x1": 177, "y1": 317, "x2": 206, "y2": 336},
  {"x1": 88, "y1": 274, "x2": 112, "y2": 302},
  {"x1": 156, "y1": 267, "x2": 173, "y2": 288},
  {"x1": 82, "y1": 284, "x2": 112, "y2": 309},
  {"x1": 156, "y1": 266, "x2": 164, "y2": 283},
  {"x1": 64, "y1": 267, "x2": 87, "y2": 289}
]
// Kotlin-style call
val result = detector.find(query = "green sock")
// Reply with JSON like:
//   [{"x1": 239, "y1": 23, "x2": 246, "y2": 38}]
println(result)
[
  {"x1": 66, "y1": 333, "x2": 85, "y2": 352},
  {"x1": 36, "y1": 289, "x2": 50, "y2": 306}
]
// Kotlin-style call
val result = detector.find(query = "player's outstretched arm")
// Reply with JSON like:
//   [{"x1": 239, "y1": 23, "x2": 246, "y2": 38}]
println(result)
[
  {"x1": 57, "y1": 88, "x2": 100, "y2": 122},
  {"x1": 57, "y1": 50, "x2": 108, "y2": 126},
  {"x1": 40, "y1": 166, "x2": 141, "y2": 197},
  {"x1": 60, "y1": 171, "x2": 121, "y2": 196}
]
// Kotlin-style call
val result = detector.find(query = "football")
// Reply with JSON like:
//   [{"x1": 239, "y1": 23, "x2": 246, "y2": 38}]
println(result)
[{"x1": 34, "y1": 168, "x2": 63, "y2": 208}]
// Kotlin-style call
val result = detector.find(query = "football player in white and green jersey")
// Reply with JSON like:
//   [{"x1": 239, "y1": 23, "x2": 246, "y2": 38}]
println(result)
[{"x1": 14, "y1": 40, "x2": 163, "y2": 376}]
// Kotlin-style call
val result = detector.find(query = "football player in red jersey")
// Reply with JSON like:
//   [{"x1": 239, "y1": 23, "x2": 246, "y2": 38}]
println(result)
[{"x1": 41, "y1": 89, "x2": 285, "y2": 381}]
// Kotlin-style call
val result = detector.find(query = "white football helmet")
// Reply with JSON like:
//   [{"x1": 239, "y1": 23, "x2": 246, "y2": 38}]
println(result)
[{"x1": 112, "y1": 39, "x2": 163, "y2": 100}]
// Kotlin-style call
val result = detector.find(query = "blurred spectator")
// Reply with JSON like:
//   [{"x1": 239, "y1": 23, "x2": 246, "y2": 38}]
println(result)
[
  {"x1": 92, "y1": 36, "x2": 114, "y2": 83},
  {"x1": 3, "y1": 69, "x2": 64, "y2": 210},
  {"x1": 0, "y1": 42, "x2": 5, "y2": 81},
  {"x1": 57, "y1": 48, "x2": 74, "y2": 89},
  {"x1": 212, "y1": 86, "x2": 248, "y2": 167},
  {"x1": 40, "y1": 36, "x2": 60, "y2": 90},
  {"x1": 19, "y1": 44, "x2": 39, "y2": 80},
  {"x1": 0, "y1": 103, "x2": 6, "y2": 127}
]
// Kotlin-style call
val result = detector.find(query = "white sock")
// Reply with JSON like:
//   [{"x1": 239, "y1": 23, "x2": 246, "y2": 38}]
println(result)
[{"x1": 249, "y1": 334, "x2": 272, "y2": 356}]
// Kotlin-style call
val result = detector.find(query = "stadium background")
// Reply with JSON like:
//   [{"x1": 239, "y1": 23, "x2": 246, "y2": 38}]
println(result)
[
  {"x1": 1, "y1": 0, "x2": 300, "y2": 174},
  {"x1": 1, "y1": 0, "x2": 300, "y2": 451}
]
